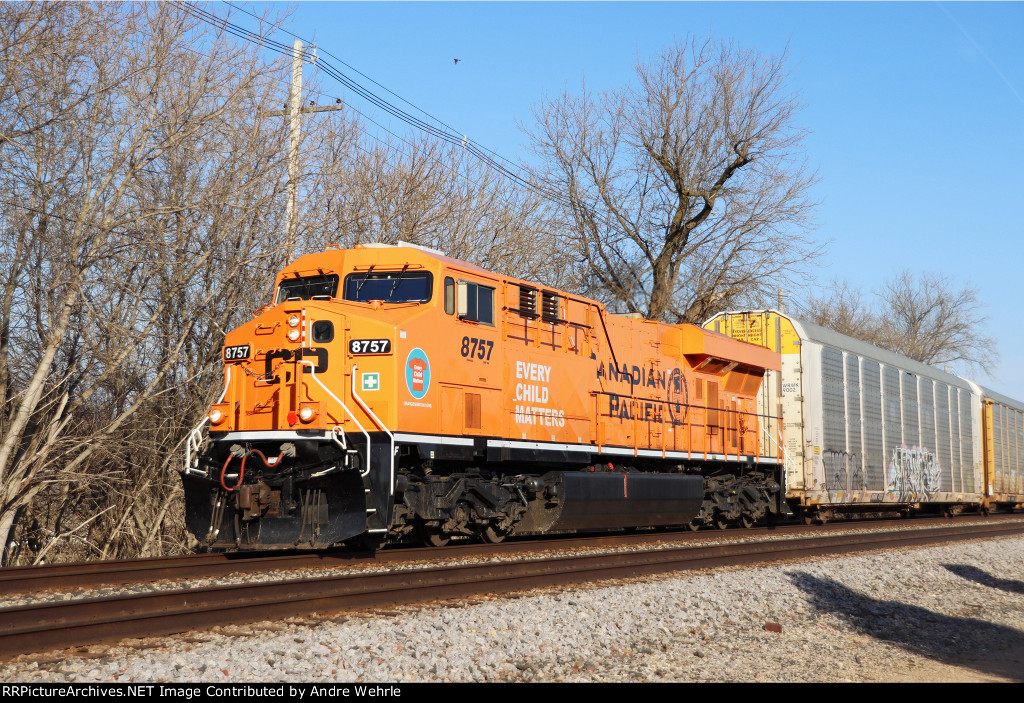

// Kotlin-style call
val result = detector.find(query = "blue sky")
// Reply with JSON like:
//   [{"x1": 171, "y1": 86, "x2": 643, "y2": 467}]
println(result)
[{"x1": 249, "y1": 1, "x2": 1024, "y2": 399}]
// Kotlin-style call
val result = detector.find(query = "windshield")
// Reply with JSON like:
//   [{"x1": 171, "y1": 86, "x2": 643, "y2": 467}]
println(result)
[
  {"x1": 275, "y1": 274, "x2": 339, "y2": 304},
  {"x1": 344, "y1": 271, "x2": 433, "y2": 304}
]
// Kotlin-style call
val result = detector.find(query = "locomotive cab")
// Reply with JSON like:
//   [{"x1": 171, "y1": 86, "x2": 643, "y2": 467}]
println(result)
[{"x1": 182, "y1": 243, "x2": 463, "y2": 549}]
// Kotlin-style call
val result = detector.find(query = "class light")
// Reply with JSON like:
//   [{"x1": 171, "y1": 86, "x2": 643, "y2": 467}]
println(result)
[
  {"x1": 298, "y1": 406, "x2": 317, "y2": 423},
  {"x1": 209, "y1": 408, "x2": 225, "y2": 425}
]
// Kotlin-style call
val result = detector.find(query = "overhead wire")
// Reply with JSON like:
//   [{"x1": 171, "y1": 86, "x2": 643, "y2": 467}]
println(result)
[
  {"x1": 221, "y1": 1, "x2": 530, "y2": 179},
  {"x1": 176, "y1": 1, "x2": 647, "y2": 294},
  {"x1": 6, "y1": 11, "x2": 538, "y2": 238},
  {"x1": 179, "y1": 2, "x2": 581, "y2": 211}
]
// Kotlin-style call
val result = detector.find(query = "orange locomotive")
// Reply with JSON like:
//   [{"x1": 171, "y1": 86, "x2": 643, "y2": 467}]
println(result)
[{"x1": 180, "y1": 243, "x2": 783, "y2": 549}]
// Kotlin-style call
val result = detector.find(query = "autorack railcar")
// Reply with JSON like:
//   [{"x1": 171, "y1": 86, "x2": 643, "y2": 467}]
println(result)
[{"x1": 704, "y1": 310, "x2": 1023, "y2": 521}]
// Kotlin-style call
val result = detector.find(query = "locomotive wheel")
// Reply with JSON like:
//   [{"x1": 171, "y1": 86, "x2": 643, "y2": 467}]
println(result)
[
  {"x1": 423, "y1": 532, "x2": 450, "y2": 547},
  {"x1": 482, "y1": 525, "x2": 507, "y2": 544},
  {"x1": 349, "y1": 534, "x2": 386, "y2": 551},
  {"x1": 685, "y1": 519, "x2": 702, "y2": 532},
  {"x1": 418, "y1": 523, "x2": 450, "y2": 547}
]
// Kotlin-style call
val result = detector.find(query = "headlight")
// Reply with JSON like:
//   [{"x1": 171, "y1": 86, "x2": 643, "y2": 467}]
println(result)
[
  {"x1": 287, "y1": 314, "x2": 301, "y2": 328},
  {"x1": 287, "y1": 328, "x2": 301, "y2": 342}
]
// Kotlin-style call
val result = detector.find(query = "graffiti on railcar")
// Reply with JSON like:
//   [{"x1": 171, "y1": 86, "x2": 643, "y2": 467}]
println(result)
[
  {"x1": 886, "y1": 445, "x2": 941, "y2": 494},
  {"x1": 823, "y1": 450, "x2": 863, "y2": 491}
]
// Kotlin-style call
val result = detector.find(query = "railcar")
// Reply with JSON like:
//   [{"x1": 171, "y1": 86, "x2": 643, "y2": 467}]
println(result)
[
  {"x1": 179, "y1": 243, "x2": 783, "y2": 550},
  {"x1": 980, "y1": 387, "x2": 1024, "y2": 510},
  {"x1": 704, "y1": 310, "x2": 1023, "y2": 521}
]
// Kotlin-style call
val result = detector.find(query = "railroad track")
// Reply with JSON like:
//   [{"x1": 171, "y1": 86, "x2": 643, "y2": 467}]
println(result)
[
  {"x1": 1, "y1": 515, "x2": 1008, "y2": 596},
  {"x1": 1, "y1": 518, "x2": 1021, "y2": 660}
]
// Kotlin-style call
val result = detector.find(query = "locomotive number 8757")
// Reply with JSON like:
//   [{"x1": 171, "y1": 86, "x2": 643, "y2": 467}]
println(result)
[{"x1": 180, "y1": 242, "x2": 783, "y2": 549}]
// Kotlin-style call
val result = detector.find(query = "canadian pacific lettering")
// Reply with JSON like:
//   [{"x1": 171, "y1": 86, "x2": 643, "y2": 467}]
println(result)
[
  {"x1": 598, "y1": 360, "x2": 689, "y2": 425},
  {"x1": 597, "y1": 360, "x2": 683, "y2": 391}
]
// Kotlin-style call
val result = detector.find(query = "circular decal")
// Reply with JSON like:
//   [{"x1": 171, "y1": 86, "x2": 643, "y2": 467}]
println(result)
[
  {"x1": 667, "y1": 367, "x2": 689, "y2": 425},
  {"x1": 405, "y1": 348, "x2": 431, "y2": 399}
]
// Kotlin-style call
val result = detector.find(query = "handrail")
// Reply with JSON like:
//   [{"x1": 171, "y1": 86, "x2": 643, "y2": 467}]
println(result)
[
  {"x1": 592, "y1": 390, "x2": 767, "y2": 458},
  {"x1": 351, "y1": 364, "x2": 395, "y2": 498},
  {"x1": 183, "y1": 366, "x2": 232, "y2": 475},
  {"x1": 299, "y1": 360, "x2": 373, "y2": 478},
  {"x1": 761, "y1": 418, "x2": 797, "y2": 474}
]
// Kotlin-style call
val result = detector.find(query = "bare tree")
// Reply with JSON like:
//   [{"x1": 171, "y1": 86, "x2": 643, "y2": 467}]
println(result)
[
  {"x1": 802, "y1": 279, "x2": 881, "y2": 340},
  {"x1": 0, "y1": 3, "x2": 575, "y2": 565},
  {"x1": 298, "y1": 125, "x2": 573, "y2": 286},
  {"x1": 0, "y1": 3, "x2": 295, "y2": 564},
  {"x1": 523, "y1": 36, "x2": 821, "y2": 322},
  {"x1": 802, "y1": 270, "x2": 997, "y2": 372},
  {"x1": 875, "y1": 271, "x2": 997, "y2": 370}
]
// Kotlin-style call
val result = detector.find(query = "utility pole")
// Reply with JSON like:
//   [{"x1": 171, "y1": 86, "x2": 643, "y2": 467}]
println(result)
[
  {"x1": 285, "y1": 39, "x2": 303, "y2": 253},
  {"x1": 258, "y1": 40, "x2": 344, "y2": 259}
]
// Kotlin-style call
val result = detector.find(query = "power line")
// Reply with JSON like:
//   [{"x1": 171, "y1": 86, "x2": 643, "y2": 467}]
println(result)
[
  {"x1": 220, "y1": 1, "x2": 528, "y2": 177},
  {"x1": 177, "y1": 1, "x2": 646, "y2": 295},
  {"x1": 178, "y1": 2, "x2": 578, "y2": 211}
]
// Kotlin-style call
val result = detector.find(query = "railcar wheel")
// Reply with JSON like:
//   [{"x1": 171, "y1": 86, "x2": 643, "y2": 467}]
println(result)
[
  {"x1": 740, "y1": 514, "x2": 755, "y2": 529},
  {"x1": 714, "y1": 517, "x2": 730, "y2": 530},
  {"x1": 686, "y1": 519, "x2": 702, "y2": 532},
  {"x1": 802, "y1": 513, "x2": 815, "y2": 526}
]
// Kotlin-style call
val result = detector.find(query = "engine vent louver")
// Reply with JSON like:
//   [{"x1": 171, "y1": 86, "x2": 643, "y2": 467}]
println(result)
[
  {"x1": 541, "y1": 291, "x2": 563, "y2": 323},
  {"x1": 519, "y1": 286, "x2": 538, "y2": 318}
]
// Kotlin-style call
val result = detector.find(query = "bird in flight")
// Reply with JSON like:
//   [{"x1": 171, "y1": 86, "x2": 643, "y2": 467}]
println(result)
[{"x1": 454, "y1": 58, "x2": 460, "y2": 65}]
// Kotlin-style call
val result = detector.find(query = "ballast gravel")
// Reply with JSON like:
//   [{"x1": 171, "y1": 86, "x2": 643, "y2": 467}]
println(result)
[{"x1": 3, "y1": 535, "x2": 1023, "y2": 683}]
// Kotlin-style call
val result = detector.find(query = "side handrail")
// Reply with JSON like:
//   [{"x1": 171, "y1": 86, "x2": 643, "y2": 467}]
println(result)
[
  {"x1": 761, "y1": 417, "x2": 797, "y2": 475},
  {"x1": 183, "y1": 366, "x2": 232, "y2": 475},
  {"x1": 350, "y1": 364, "x2": 395, "y2": 498},
  {"x1": 299, "y1": 360, "x2": 373, "y2": 477}
]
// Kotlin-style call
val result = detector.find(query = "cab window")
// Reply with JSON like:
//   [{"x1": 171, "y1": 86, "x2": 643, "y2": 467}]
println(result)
[
  {"x1": 275, "y1": 274, "x2": 339, "y2": 304},
  {"x1": 444, "y1": 277, "x2": 455, "y2": 315},
  {"x1": 343, "y1": 271, "x2": 433, "y2": 303},
  {"x1": 458, "y1": 280, "x2": 494, "y2": 325}
]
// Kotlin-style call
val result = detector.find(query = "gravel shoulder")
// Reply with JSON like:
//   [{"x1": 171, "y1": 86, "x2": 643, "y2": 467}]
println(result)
[{"x1": 3, "y1": 535, "x2": 1023, "y2": 683}]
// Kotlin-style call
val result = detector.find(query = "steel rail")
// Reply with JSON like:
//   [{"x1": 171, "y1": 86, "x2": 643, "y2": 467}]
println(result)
[
  {"x1": 0, "y1": 551, "x2": 365, "y2": 596},
  {"x1": 0, "y1": 521, "x2": 1020, "y2": 660},
  {"x1": 2, "y1": 515, "x2": 1021, "y2": 596}
]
